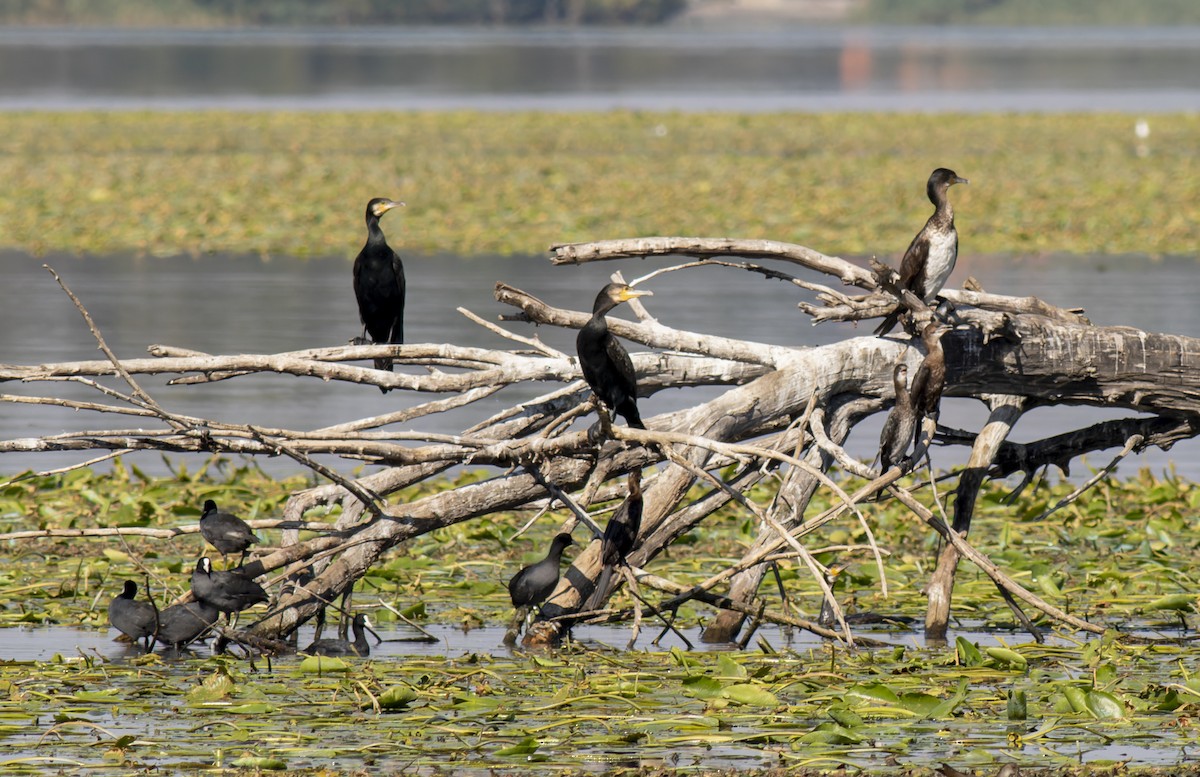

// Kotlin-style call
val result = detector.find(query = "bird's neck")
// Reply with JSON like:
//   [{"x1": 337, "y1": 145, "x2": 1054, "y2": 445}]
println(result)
[{"x1": 365, "y1": 216, "x2": 387, "y2": 245}]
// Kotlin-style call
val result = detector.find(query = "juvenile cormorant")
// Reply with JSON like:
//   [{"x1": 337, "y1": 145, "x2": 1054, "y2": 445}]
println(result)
[
  {"x1": 304, "y1": 613, "x2": 372, "y2": 657},
  {"x1": 199, "y1": 499, "x2": 258, "y2": 567},
  {"x1": 108, "y1": 580, "x2": 157, "y2": 650},
  {"x1": 875, "y1": 168, "x2": 968, "y2": 336},
  {"x1": 910, "y1": 321, "x2": 948, "y2": 422},
  {"x1": 576, "y1": 283, "x2": 652, "y2": 429},
  {"x1": 352, "y1": 197, "x2": 405, "y2": 391},
  {"x1": 584, "y1": 471, "x2": 643, "y2": 611},
  {"x1": 155, "y1": 600, "x2": 220, "y2": 650},
  {"x1": 508, "y1": 532, "x2": 575, "y2": 612},
  {"x1": 191, "y1": 557, "x2": 269, "y2": 615},
  {"x1": 878, "y1": 363, "x2": 917, "y2": 473}
]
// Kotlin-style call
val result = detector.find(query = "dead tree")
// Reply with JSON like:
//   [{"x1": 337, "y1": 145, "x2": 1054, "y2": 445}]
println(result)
[{"x1": 4, "y1": 244, "x2": 1200, "y2": 650}]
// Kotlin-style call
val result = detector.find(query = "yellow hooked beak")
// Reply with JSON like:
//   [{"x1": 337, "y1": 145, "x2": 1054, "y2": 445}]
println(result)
[
  {"x1": 619, "y1": 287, "x2": 653, "y2": 301},
  {"x1": 374, "y1": 200, "x2": 405, "y2": 217}
]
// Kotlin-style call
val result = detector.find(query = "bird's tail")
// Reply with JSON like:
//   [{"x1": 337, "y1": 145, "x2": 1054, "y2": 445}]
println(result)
[
  {"x1": 617, "y1": 400, "x2": 645, "y2": 430},
  {"x1": 874, "y1": 308, "x2": 902, "y2": 337},
  {"x1": 583, "y1": 565, "x2": 616, "y2": 613},
  {"x1": 373, "y1": 357, "x2": 393, "y2": 394}
]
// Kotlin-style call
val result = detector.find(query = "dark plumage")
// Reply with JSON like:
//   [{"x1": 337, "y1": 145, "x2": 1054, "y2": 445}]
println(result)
[
  {"x1": 304, "y1": 613, "x2": 372, "y2": 657},
  {"x1": 108, "y1": 580, "x2": 157, "y2": 649},
  {"x1": 352, "y1": 197, "x2": 405, "y2": 390},
  {"x1": 910, "y1": 322, "x2": 948, "y2": 421},
  {"x1": 875, "y1": 168, "x2": 968, "y2": 336},
  {"x1": 155, "y1": 600, "x2": 220, "y2": 650},
  {"x1": 584, "y1": 472, "x2": 644, "y2": 611},
  {"x1": 878, "y1": 363, "x2": 917, "y2": 473},
  {"x1": 508, "y1": 532, "x2": 575, "y2": 610},
  {"x1": 190, "y1": 557, "x2": 269, "y2": 615},
  {"x1": 199, "y1": 499, "x2": 258, "y2": 566},
  {"x1": 576, "y1": 282, "x2": 653, "y2": 429}
]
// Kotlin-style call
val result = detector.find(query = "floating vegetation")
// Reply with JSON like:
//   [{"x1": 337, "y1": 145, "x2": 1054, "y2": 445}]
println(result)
[{"x1": 0, "y1": 112, "x2": 1197, "y2": 258}]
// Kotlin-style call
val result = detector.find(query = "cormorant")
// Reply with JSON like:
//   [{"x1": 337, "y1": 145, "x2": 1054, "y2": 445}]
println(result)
[
  {"x1": 878, "y1": 363, "x2": 917, "y2": 473},
  {"x1": 199, "y1": 499, "x2": 258, "y2": 567},
  {"x1": 191, "y1": 557, "x2": 269, "y2": 615},
  {"x1": 304, "y1": 613, "x2": 372, "y2": 657},
  {"x1": 910, "y1": 321, "x2": 948, "y2": 421},
  {"x1": 108, "y1": 580, "x2": 157, "y2": 650},
  {"x1": 155, "y1": 600, "x2": 220, "y2": 650},
  {"x1": 576, "y1": 283, "x2": 652, "y2": 429},
  {"x1": 875, "y1": 168, "x2": 968, "y2": 336},
  {"x1": 583, "y1": 471, "x2": 643, "y2": 611},
  {"x1": 507, "y1": 532, "x2": 575, "y2": 611},
  {"x1": 352, "y1": 197, "x2": 405, "y2": 391}
]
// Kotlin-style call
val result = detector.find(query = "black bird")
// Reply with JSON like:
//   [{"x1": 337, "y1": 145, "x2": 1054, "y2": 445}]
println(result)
[
  {"x1": 576, "y1": 282, "x2": 653, "y2": 429},
  {"x1": 199, "y1": 499, "x2": 258, "y2": 567},
  {"x1": 155, "y1": 600, "x2": 220, "y2": 650},
  {"x1": 910, "y1": 321, "x2": 948, "y2": 421},
  {"x1": 352, "y1": 197, "x2": 405, "y2": 390},
  {"x1": 584, "y1": 471, "x2": 644, "y2": 611},
  {"x1": 878, "y1": 363, "x2": 917, "y2": 473},
  {"x1": 191, "y1": 557, "x2": 269, "y2": 615},
  {"x1": 875, "y1": 168, "x2": 968, "y2": 336},
  {"x1": 507, "y1": 532, "x2": 575, "y2": 611},
  {"x1": 304, "y1": 613, "x2": 372, "y2": 657},
  {"x1": 107, "y1": 580, "x2": 157, "y2": 650}
]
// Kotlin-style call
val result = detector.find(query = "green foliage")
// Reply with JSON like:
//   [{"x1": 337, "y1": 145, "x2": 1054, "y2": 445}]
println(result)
[
  {"x1": 861, "y1": 0, "x2": 1200, "y2": 25},
  {"x1": 1, "y1": 111, "x2": 1196, "y2": 259}
]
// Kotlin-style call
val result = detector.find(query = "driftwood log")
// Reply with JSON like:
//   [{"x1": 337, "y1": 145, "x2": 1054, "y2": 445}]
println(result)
[{"x1": 4, "y1": 240, "x2": 1200, "y2": 650}]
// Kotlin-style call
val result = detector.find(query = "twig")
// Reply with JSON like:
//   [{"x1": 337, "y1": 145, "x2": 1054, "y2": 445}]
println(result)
[{"x1": 1029, "y1": 434, "x2": 1143, "y2": 522}]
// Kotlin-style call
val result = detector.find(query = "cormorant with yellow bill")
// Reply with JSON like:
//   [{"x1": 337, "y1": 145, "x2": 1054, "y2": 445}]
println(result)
[
  {"x1": 577, "y1": 282, "x2": 652, "y2": 429},
  {"x1": 352, "y1": 197, "x2": 405, "y2": 391}
]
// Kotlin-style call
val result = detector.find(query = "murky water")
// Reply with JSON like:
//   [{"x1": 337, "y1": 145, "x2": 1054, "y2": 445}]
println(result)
[
  {"x1": 1, "y1": 26, "x2": 1199, "y2": 112},
  {"x1": 3, "y1": 250, "x2": 1199, "y2": 480}
]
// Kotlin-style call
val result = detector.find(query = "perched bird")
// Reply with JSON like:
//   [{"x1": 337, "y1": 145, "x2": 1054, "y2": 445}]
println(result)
[
  {"x1": 304, "y1": 612, "x2": 373, "y2": 657},
  {"x1": 198, "y1": 499, "x2": 258, "y2": 567},
  {"x1": 352, "y1": 197, "x2": 405, "y2": 390},
  {"x1": 910, "y1": 322, "x2": 948, "y2": 421},
  {"x1": 107, "y1": 580, "x2": 157, "y2": 650},
  {"x1": 875, "y1": 168, "x2": 969, "y2": 336},
  {"x1": 191, "y1": 557, "x2": 269, "y2": 615},
  {"x1": 576, "y1": 282, "x2": 653, "y2": 429},
  {"x1": 155, "y1": 600, "x2": 220, "y2": 650},
  {"x1": 878, "y1": 363, "x2": 917, "y2": 473},
  {"x1": 508, "y1": 533, "x2": 575, "y2": 612},
  {"x1": 584, "y1": 471, "x2": 644, "y2": 611}
]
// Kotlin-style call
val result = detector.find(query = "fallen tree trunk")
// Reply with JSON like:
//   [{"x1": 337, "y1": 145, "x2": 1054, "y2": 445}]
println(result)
[{"x1": 4, "y1": 243, "x2": 1199, "y2": 649}]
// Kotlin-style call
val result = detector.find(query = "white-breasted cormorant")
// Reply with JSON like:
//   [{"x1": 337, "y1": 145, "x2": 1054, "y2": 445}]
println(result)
[
  {"x1": 507, "y1": 533, "x2": 575, "y2": 611},
  {"x1": 199, "y1": 499, "x2": 258, "y2": 567},
  {"x1": 304, "y1": 613, "x2": 372, "y2": 657},
  {"x1": 584, "y1": 471, "x2": 643, "y2": 611},
  {"x1": 352, "y1": 197, "x2": 405, "y2": 391},
  {"x1": 108, "y1": 580, "x2": 157, "y2": 650},
  {"x1": 576, "y1": 283, "x2": 652, "y2": 429},
  {"x1": 875, "y1": 168, "x2": 968, "y2": 336},
  {"x1": 878, "y1": 363, "x2": 917, "y2": 473}
]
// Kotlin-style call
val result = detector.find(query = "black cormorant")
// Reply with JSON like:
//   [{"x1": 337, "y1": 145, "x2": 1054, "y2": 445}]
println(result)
[
  {"x1": 155, "y1": 600, "x2": 220, "y2": 650},
  {"x1": 507, "y1": 532, "x2": 575, "y2": 611},
  {"x1": 584, "y1": 471, "x2": 643, "y2": 611},
  {"x1": 352, "y1": 197, "x2": 405, "y2": 391},
  {"x1": 878, "y1": 363, "x2": 917, "y2": 473},
  {"x1": 191, "y1": 557, "x2": 269, "y2": 615},
  {"x1": 304, "y1": 613, "x2": 372, "y2": 657},
  {"x1": 576, "y1": 283, "x2": 652, "y2": 429},
  {"x1": 199, "y1": 499, "x2": 258, "y2": 567},
  {"x1": 108, "y1": 580, "x2": 157, "y2": 650},
  {"x1": 875, "y1": 168, "x2": 968, "y2": 336}
]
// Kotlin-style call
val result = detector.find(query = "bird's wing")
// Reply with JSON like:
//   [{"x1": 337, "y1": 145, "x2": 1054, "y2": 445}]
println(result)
[
  {"x1": 897, "y1": 229, "x2": 931, "y2": 292},
  {"x1": 605, "y1": 337, "x2": 639, "y2": 402}
]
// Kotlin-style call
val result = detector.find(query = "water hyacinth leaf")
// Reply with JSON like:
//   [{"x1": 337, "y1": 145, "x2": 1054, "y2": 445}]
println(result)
[
  {"x1": 926, "y1": 679, "x2": 969, "y2": 719},
  {"x1": 1084, "y1": 690, "x2": 1125, "y2": 719},
  {"x1": 71, "y1": 689, "x2": 122, "y2": 703},
  {"x1": 230, "y1": 754, "x2": 287, "y2": 770},
  {"x1": 827, "y1": 706, "x2": 864, "y2": 729},
  {"x1": 682, "y1": 676, "x2": 724, "y2": 700},
  {"x1": 1062, "y1": 686, "x2": 1089, "y2": 714},
  {"x1": 722, "y1": 684, "x2": 779, "y2": 708},
  {"x1": 1145, "y1": 593, "x2": 1196, "y2": 612},
  {"x1": 224, "y1": 703, "x2": 278, "y2": 715},
  {"x1": 101, "y1": 549, "x2": 130, "y2": 563},
  {"x1": 377, "y1": 685, "x2": 418, "y2": 710},
  {"x1": 845, "y1": 683, "x2": 901, "y2": 706},
  {"x1": 299, "y1": 656, "x2": 352, "y2": 674},
  {"x1": 955, "y1": 636, "x2": 984, "y2": 667},
  {"x1": 797, "y1": 722, "x2": 863, "y2": 745},
  {"x1": 1094, "y1": 664, "x2": 1118, "y2": 688},
  {"x1": 495, "y1": 737, "x2": 539, "y2": 756},
  {"x1": 1007, "y1": 688, "x2": 1028, "y2": 720},
  {"x1": 716, "y1": 654, "x2": 746, "y2": 679},
  {"x1": 187, "y1": 673, "x2": 234, "y2": 703},
  {"x1": 985, "y1": 647, "x2": 1028, "y2": 669}
]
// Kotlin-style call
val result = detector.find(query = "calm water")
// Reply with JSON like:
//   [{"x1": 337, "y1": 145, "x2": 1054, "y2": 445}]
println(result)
[
  {"x1": 1, "y1": 26, "x2": 1199, "y2": 112},
  {"x1": 3, "y1": 250, "x2": 1200, "y2": 479}
]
